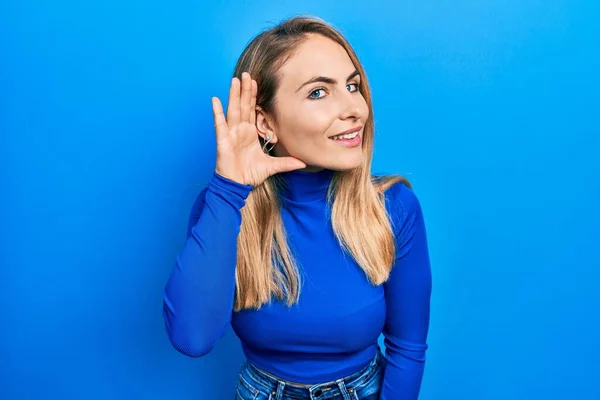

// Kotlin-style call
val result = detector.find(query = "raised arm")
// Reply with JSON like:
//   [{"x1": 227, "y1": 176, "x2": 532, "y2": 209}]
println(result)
[
  {"x1": 162, "y1": 72, "x2": 305, "y2": 357},
  {"x1": 162, "y1": 173, "x2": 252, "y2": 357}
]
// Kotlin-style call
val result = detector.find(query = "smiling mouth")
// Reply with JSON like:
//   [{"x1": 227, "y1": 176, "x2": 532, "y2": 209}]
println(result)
[
  {"x1": 329, "y1": 125, "x2": 362, "y2": 140},
  {"x1": 329, "y1": 131, "x2": 360, "y2": 140}
]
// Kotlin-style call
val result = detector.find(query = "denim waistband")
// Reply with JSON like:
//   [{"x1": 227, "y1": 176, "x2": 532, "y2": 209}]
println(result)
[{"x1": 239, "y1": 348, "x2": 385, "y2": 400}]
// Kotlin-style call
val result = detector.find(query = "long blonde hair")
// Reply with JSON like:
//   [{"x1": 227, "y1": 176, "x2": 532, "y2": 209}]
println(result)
[{"x1": 232, "y1": 15, "x2": 410, "y2": 311}]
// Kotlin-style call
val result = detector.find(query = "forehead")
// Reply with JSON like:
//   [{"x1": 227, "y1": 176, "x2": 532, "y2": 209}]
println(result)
[{"x1": 277, "y1": 34, "x2": 356, "y2": 86}]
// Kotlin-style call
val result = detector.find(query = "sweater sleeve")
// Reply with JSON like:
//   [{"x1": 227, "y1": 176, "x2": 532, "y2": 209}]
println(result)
[
  {"x1": 162, "y1": 172, "x2": 253, "y2": 357},
  {"x1": 380, "y1": 183, "x2": 432, "y2": 399}
]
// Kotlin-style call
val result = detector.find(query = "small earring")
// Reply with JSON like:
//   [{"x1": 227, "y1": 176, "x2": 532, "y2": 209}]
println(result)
[{"x1": 262, "y1": 135, "x2": 275, "y2": 154}]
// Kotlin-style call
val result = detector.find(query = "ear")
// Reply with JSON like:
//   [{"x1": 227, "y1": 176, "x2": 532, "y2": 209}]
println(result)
[{"x1": 256, "y1": 108, "x2": 278, "y2": 144}]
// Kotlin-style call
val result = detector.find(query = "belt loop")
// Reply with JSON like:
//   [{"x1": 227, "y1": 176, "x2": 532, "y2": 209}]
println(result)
[
  {"x1": 335, "y1": 378, "x2": 353, "y2": 400},
  {"x1": 274, "y1": 380, "x2": 286, "y2": 400}
]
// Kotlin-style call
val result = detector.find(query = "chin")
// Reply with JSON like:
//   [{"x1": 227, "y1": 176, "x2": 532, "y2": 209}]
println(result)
[{"x1": 324, "y1": 153, "x2": 364, "y2": 172}]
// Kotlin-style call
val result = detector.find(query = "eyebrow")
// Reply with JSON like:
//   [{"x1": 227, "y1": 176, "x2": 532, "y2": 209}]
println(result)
[{"x1": 295, "y1": 69, "x2": 360, "y2": 93}]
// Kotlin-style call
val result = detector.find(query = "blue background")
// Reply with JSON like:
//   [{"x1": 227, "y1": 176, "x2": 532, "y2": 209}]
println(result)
[{"x1": 2, "y1": 1, "x2": 598, "y2": 399}]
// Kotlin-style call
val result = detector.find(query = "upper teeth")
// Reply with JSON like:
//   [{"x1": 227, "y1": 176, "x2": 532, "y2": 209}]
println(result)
[{"x1": 331, "y1": 131, "x2": 359, "y2": 140}]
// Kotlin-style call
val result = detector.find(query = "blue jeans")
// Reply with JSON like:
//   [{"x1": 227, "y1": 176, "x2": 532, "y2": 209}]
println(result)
[{"x1": 235, "y1": 348, "x2": 386, "y2": 400}]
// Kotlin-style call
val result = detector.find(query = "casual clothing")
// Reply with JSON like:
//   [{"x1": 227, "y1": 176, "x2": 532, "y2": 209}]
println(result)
[
  {"x1": 163, "y1": 169, "x2": 432, "y2": 399},
  {"x1": 236, "y1": 347, "x2": 386, "y2": 400}
]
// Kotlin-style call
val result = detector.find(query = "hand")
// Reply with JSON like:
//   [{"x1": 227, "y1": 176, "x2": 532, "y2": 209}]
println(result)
[{"x1": 211, "y1": 72, "x2": 307, "y2": 187}]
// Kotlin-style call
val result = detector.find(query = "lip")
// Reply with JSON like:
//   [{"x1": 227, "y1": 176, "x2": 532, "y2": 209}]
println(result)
[
  {"x1": 329, "y1": 125, "x2": 363, "y2": 138},
  {"x1": 330, "y1": 132, "x2": 362, "y2": 148}
]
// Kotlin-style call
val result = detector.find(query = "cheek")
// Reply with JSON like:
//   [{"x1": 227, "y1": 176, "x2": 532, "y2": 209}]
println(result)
[{"x1": 282, "y1": 109, "x2": 331, "y2": 142}]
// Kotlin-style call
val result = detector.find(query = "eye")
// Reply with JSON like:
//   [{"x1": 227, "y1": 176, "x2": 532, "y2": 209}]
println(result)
[
  {"x1": 308, "y1": 88, "x2": 326, "y2": 99},
  {"x1": 347, "y1": 82, "x2": 360, "y2": 92}
]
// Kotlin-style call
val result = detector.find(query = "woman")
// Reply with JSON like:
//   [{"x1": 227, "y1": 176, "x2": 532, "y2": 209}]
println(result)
[{"x1": 163, "y1": 15, "x2": 432, "y2": 400}]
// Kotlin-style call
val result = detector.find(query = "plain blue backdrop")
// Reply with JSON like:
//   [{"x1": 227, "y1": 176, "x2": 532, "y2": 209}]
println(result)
[{"x1": 2, "y1": 1, "x2": 599, "y2": 399}]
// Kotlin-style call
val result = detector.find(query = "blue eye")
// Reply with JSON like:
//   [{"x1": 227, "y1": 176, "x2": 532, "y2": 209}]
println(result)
[
  {"x1": 309, "y1": 88, "x2": 326, "y2": 99},
  {"x1": 347, "y1": 83, "x2": 360, "y2": 92},
  {"x1": 308, "y1": 83, "x2": 360, "y2": 100}
]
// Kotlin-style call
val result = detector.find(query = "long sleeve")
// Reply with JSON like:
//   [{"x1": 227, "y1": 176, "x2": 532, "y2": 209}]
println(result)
[
  {"x1": 162, "y1": 172, "x2": 253, "y2": 357},
  {"x1": 380, "y1": 184, "x2": 432, "y2": 399}
]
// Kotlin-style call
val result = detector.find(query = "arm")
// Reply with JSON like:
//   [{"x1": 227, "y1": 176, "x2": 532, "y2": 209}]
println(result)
[
  {"x1": 162, "y1": 172, "x2": 252, "y2": 357},
  {"x1": 380, "y1": 184, "x2": 432, "y2": 399}
]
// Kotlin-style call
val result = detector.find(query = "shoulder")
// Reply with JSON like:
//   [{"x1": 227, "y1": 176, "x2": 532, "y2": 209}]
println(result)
[
  {"x1": 373, "y1": 174, "x2": 420, "y2": 210},
  {"x1": 373, "y1": 174, "x2": 424, "y2": 231}
]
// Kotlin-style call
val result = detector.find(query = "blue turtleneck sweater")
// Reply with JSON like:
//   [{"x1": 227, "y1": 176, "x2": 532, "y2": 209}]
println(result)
[{"x1": 162, "y1": 169, "x2": 432, "y2": 399}]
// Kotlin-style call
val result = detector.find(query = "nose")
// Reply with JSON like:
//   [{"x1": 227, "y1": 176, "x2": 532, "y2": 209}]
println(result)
[{"x1": 338, "y1": 90, "x2": 363, "y2": 121}]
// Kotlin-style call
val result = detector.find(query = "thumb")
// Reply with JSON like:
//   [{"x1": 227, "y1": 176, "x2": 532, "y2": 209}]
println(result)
[{"x1": 271, "y1": 156, "x2": 307, "y2": 174}]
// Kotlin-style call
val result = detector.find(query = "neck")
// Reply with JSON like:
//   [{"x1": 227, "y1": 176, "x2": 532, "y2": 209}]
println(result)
[
  {"x1": 278, "y1": 168, "x2": 335, "y2": 203},
  {"x1": 298, "y1": 166, "x2": 326, "y2": 173}
]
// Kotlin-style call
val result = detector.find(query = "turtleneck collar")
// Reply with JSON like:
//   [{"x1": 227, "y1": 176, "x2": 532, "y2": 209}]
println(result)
[{"x1": 277, "y1": 168, "x2": 335, "y2": 203}]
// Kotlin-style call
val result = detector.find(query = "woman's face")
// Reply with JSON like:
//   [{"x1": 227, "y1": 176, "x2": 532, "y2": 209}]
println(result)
[{"x1": 258, "y1": 34, "x2": 370, "y2": 172}]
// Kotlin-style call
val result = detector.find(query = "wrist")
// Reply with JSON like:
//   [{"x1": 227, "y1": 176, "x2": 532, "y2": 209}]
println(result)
[{"x1": 214, "y1": 169, "x2": 251, "y2": 187}]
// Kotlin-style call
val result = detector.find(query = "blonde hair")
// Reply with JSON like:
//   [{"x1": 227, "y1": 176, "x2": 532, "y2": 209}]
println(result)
[{"x1": 232, "y1": 15, "x2": 410, "y2": 311}]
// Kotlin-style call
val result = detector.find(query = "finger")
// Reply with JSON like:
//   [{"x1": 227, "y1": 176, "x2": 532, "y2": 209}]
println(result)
[
  {"x1": 249, "y1": 79, "x2": 257, "y2": 125},
  {"x1": 211, "y1": 97, "x2": 228, "y2": 141},
  {"x1": 271, "y1": 156, "x2": 307, "y2": 174},
  {"x1": 226, "y1": 77, "x2": 241, "y2": 127},
  {"x1": 240, "y1": 72, "x2": 252, "y2": 123}
]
